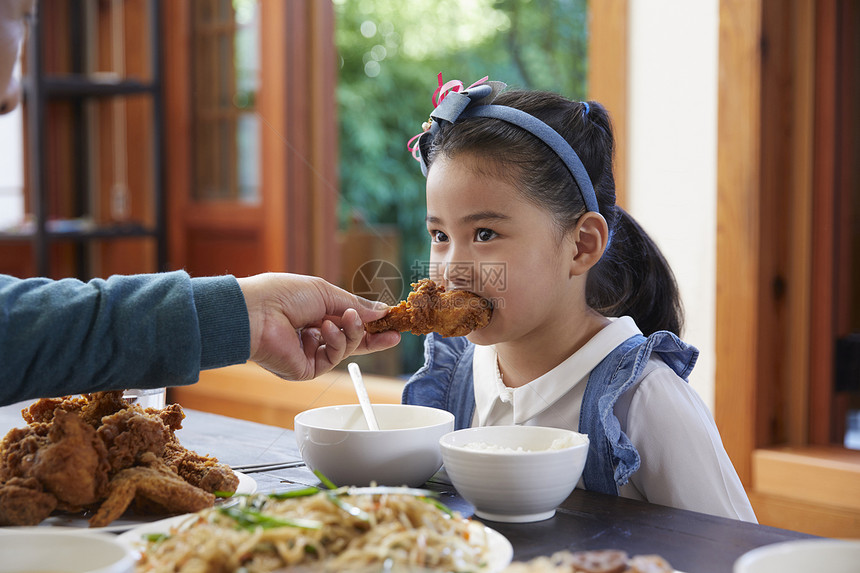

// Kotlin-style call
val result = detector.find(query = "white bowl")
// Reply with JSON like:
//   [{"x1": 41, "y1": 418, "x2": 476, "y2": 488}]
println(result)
[
  {"x1": 734, "y1": 539, "x2": 860, "y2": 573},
  {"x1": 439, "y1": 425, "x2": 589, "y2": 523},
  {"x1": 0, "y1": 530, "x2": 135, "y2": 573},
  {"x1": 294, "y1": 404, "x2": 455, "y2": 487}
]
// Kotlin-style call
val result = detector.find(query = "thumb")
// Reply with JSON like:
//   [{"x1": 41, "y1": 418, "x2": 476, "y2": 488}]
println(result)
[
  {"x1": 353, "y1": 295, "x2": 391, "y2": 312},
  {"x1": 317, "y1": 282, "x2": 390, "y2": 321}
]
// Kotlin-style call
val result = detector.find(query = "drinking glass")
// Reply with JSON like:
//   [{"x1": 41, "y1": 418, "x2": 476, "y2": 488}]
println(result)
[{"x1": 122, "y1": 388, "x2": 166, "y2": 409}]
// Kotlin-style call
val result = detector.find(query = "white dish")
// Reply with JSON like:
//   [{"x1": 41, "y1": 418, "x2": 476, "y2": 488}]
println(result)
[
  {"x1": 0, "y1": 530, "x2": 135, "y2": 573},
  {"x1": 294, "y1": 404, "x2": 455, "y2": 487},
  {"x1": 119, "y1": 511, "x2": 514, "y2": 572},
  {"x1": 733, "y1": 539, "x2": 860, "y2": 573},
  {"x1": 440, "y1": 426, "x2": 589, "y2": 523},
  {"x1": 0, "y1": 470, "x2": 255, "y2": 533}
]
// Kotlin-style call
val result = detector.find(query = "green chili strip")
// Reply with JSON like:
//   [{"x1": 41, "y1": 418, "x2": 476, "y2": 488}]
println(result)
[
  {"x1": 268, "y1": 486, "x2": 320, "y2": 499},
  {"x1": 347, "y1": 486, "x2": 438, "y2": 497},
  {"x1": 313, "y1": 469, "x2": 338, "y2": 490},
  {"x1": 218, "y1": 504, "x2": 323, "y2": 531},
  {"x1": 419, "y1": 496, "x2": 455, "y2": 517}
]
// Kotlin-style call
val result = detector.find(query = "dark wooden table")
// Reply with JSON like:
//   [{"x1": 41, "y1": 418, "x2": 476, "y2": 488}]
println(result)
[{"x1": 0, "y1": 403, "x2": 816, "y2": 573}]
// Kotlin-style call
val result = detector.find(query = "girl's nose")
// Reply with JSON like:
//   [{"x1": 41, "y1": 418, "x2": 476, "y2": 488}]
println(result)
[{"x1": 441, "y1": 258, "x2": 476, "y2": 290}]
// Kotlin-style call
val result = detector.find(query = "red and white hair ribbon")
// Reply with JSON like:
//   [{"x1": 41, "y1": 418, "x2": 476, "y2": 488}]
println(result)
[
  {"x1": 431, "y1": 73, "x2": 489, "y2": 107},
  {"x1": 407, "y1": 73, "x2": 490, "y2": 161}
]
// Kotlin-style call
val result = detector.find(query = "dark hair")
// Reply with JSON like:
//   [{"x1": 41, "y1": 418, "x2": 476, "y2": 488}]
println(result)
[{"x1": 424, "y1": 89, "x2": 684, "y2": 336}]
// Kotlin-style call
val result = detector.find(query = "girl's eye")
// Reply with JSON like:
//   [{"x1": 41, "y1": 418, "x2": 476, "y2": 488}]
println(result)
[
  {"x1": 430, "y1": 230, "x2": 449, "y2": 243},
  {"x1": 475, "y1": 228, "x2": 497, "y2": 242}
]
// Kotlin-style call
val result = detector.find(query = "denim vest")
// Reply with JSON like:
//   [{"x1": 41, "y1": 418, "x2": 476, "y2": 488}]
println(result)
[{"x1": 402, "y1": 331, "x2": 698, "y2": 495}]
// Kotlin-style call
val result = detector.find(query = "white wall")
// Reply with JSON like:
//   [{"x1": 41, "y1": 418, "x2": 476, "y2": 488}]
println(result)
[{"x1": 627, "y1": 0, "x2": 719, "y2": 410}]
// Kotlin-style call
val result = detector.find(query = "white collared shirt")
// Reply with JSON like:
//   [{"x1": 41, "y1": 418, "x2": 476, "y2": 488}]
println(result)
[{"x1": 471, "y1": 317, "x2": 757, "y2": 522}]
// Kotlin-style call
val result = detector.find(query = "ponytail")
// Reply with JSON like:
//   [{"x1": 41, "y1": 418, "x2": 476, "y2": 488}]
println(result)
[{"x1": 586, "y1": 208, "x2": 685, "y2": 336}]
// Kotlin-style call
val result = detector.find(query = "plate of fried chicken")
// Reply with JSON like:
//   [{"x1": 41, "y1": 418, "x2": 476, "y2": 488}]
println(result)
[{"x1": 0, "y1": 391, "x2": 251, "y2": 532}]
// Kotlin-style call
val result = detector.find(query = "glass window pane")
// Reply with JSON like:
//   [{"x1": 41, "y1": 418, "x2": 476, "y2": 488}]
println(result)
[
  {"x1": 237, "y1": 113, "x2": 259, "y2": 203},
  {"x1": 191, "y1": 0, "x2": 260, "y2": 203}
]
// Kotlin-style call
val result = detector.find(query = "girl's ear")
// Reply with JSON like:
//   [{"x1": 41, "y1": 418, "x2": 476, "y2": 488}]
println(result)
[{"x1": 569, "y1": 212, "x2": 609, "y2": 277}]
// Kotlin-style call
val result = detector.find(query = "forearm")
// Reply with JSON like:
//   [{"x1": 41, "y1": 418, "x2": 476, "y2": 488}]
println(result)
[{"x1": 0, "y1": 271, "x2": 250, "y2": 406}]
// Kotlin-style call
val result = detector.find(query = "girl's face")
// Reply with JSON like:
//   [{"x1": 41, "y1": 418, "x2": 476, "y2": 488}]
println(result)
[{"x1": 425, "y1": 155, "x2": 580, "y2": 347}]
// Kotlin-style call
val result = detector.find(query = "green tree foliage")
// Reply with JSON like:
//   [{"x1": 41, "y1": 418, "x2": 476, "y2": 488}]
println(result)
[{"x1": 334, "y1": 0, "x2": 588, "y2": 372}]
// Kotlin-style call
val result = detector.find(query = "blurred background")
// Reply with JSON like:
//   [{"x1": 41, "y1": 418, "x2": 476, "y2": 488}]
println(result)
[{"x1": 0, "y1": 0, "x2": 857, "y2": 538}]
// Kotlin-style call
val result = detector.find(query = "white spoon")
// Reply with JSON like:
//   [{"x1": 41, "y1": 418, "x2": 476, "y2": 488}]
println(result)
[{"x1": 348, "y1": 362, "x2": 380, "y2": 431}]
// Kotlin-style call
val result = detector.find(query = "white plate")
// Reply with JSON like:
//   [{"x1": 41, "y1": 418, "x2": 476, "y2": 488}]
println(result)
[
  {"x1": 733, "y1": 539, "x2": 860, "y2": 573},
  {"x1": 478, "y1": 522, "x2": 514, "y2": 572},
  {"x1": 119, "y1": 511, "x2": 513, "y2": 572},
  {"x1": 0, "y1": 471, "x2": 256, "y2": 533}
]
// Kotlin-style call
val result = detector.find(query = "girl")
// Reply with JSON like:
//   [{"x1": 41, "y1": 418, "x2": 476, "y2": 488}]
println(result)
[{"x1": 402, "y1": 77, "x2": 756, "y2": 522}]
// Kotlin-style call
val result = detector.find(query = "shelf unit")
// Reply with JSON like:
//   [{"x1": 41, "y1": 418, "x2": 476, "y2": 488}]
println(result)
[{"x1": 1, "y1": 0, "x2": 166, "y2": 279}]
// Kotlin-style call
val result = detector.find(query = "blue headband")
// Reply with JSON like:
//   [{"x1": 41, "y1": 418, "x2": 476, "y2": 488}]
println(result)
[{"x1": 414, "y1": 82, "x2": 599, "y2": 214}]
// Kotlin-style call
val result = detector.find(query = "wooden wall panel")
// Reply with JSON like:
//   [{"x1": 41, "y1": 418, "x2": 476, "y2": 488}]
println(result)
[
  {"x1": 93, "y1": 0, "x2": 158, "y2": 277},
  {"x1": 257, "y1": 0, "x2": 288, "y2": 274},
  {"x1": 163, "y1": 0, "x2": 191, "y2": 271},
  {"x1": 185, "y1": 230, "x2": 264, "y2": 278},
  {"x1": 783, "y1": 0, "x2": 815, "y2": 446},
  {"x1": 757, "y1": 0, "x2": 815, "y2": 447},
  {"x1": 283, "y1": 0, "x2": 310, "y2": 274},
  {"x1": 309, "y1": 0, "x2": 339, "y2": 282},
  {"x1": 0, "y1": 244, "x2": 34, "y2": 277},
  {"x1": 809, "y1": 0, "x2": 839, "y2": 445}
]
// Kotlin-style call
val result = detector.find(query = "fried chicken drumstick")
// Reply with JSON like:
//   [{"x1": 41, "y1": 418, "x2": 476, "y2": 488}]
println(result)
[{"x1": 364, "y1": 278, "x2": 492, "y2": 337}]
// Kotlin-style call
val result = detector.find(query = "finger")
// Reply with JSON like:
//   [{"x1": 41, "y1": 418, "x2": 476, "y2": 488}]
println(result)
[
  {"x1": 324, "y1": 318, "x2": 348, "y2": 362},
  {"x1": 340, "y1": 308, "x2": 366, "y2": 354},
  {"x1": 300, "y1": 327, "x2": 324, "y2": 369},
  {"x1": 353, "y1": 330, "x2": 401, "y2": 355},
  {"x1": 315, "y1": 319, "x2": 347, "y2": 372},
  {"x1": 316, "y1": 309, "x2": 366, "y2": 367}
]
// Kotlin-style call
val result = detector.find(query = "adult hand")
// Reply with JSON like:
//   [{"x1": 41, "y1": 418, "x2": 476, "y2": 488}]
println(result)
[{"x1": 237, "y1": 273, "x2": 400, "y2": 380}]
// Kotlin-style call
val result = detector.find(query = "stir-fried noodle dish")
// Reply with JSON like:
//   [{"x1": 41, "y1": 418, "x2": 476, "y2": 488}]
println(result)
[{"x1": 133, "y1": 487, "x2": 491, "y2": 573}]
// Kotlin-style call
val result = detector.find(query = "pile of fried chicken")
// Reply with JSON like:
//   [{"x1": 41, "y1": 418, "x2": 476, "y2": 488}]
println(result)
[
  {"x1": 0, "y1": 391, "x2": 238, "y2": 527},
  {"x1": 364, "y1": 278, "x2": 493, "y2": 337}
]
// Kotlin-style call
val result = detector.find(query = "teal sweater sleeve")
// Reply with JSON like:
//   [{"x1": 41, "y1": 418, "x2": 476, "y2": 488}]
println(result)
[{"x1": 0, "y1": 271, "x2": 250, "y2": 406}]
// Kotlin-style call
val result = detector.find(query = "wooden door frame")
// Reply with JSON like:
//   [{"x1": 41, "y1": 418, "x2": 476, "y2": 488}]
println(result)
[
  {"x1": 714, "y1": 0, "x2": 763, "y2": 484},
  {"x1": 162, "y1": 0, "x2": 338, "y2": 279},
  {"x1": 588, "y1": 0, "x2": 628, "y2": 208},
  {"x1": 590, "y1": 0, "x2": 860, "y2": 536},
  {"x1": 715, "y1": 0, "x2": 860, "y2": 536}
]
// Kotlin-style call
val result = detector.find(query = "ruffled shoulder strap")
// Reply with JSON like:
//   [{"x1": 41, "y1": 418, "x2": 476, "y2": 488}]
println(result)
[{"x1": 580, "y1": 331, "x2": 699, "y2": 494}]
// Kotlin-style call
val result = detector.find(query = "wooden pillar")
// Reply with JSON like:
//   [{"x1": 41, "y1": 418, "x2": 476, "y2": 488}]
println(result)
[
  {"x1": 588, "y1": 0, "x2": 628, "y2": 207},
  {"x1": 714, "y1": 0, "x2": 763, "y2": 485}
]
